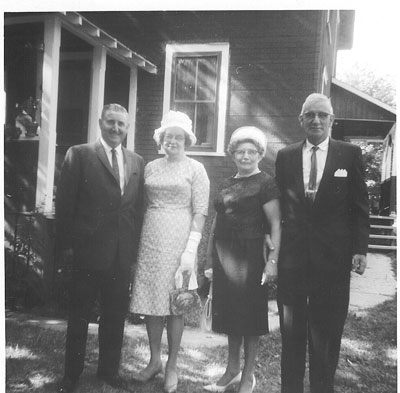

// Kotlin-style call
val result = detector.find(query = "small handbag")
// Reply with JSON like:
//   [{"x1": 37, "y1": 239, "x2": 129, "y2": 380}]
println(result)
[
  {"x1": 170, "y1": 268, "x2": 201, "y2": 315},
  {"x1": 200, "y1": 283, "x2": 213, "y2": 332}
]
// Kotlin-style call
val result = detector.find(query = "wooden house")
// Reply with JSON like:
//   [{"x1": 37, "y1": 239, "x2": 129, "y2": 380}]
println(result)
[
  {"x1": 8, "y1": 10, "x2": 388, "y2": 303},
  {"x1": 4, "y1": 10, "x2": 355, "y2": 215}
]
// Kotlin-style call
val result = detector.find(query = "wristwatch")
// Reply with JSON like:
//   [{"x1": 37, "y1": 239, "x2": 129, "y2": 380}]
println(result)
[{"x1": 267, "y1": 259, "x2": 277, "y2": 264}]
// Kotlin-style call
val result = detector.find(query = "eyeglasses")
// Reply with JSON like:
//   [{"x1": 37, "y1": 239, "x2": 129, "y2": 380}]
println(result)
[
  {"x1": 302, "y1": 112, "x2": 332, "y2": 120},
  {"x1": 233, "y1": 149, "x2": 259, "y2": 158},
  {"x1": 164, "y1": 134, "x2": 185, "y2": 142}
]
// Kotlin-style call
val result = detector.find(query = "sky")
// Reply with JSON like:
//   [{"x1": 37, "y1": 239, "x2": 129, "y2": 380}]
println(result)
[{"x1": 336, "y1": 5, "x2": 398, "y2": 79}]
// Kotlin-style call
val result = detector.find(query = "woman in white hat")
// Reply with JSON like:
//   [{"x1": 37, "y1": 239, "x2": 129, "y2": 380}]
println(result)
[
  {"x1": 130, "y1": 110, "x2": 210, "y2": 392},
  {"x1": 203, "y1": 126, "x2": 281, "y2": 393}
]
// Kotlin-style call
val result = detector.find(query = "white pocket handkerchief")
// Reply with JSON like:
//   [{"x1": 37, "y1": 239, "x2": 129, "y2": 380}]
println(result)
[{"x1": 334, "y1": 169, "x2": 347, "y2": 177}]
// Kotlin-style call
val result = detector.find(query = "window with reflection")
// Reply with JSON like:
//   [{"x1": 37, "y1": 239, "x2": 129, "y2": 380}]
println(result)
[
  {"x1": 172, "y1": 55, "x2": 218, "y2": 148},
  {"x1": 164, "y1": 43, "x2": 229, "y2": 155}
]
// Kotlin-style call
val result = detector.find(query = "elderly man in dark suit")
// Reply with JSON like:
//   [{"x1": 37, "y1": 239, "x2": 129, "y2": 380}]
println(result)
[
  {"x1": 56, "y1": 103, "x2": 144, "y2": 392},
  {"x1": 275, "y1": 93, "x2": 370, "y2": 393}
]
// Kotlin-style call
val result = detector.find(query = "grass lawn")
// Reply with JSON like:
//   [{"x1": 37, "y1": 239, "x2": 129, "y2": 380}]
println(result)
[{"x1": 5, "y1": 291, "x2": 396, "y2": 393}]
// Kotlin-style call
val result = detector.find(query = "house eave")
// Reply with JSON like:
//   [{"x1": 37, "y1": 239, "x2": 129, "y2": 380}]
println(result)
[
  {"x1": 5, "y1": 12, "x2": 158, "y2": 74},
  {"x1": 332, "y1": 78, "x2": 396, "y2": 115}
]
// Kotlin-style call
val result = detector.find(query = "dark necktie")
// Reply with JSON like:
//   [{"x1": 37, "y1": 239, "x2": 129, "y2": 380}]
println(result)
[
  {"x1": 111, "y1": 148, "x2": 120, "y2": 186},
  {"x1": 307, "y1": 146, "x2": 318, "y2": 202}
]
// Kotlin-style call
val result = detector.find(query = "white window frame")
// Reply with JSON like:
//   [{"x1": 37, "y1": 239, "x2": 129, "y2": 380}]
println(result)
[
  {"x1": 326, "y1": 10, "x2": 332, "y2": 45},
  {"x1": 321, "y1": 65, "x2": 328, "y2": 94},
  {"x1": 162, "y1": 42, "x2": 230, "y2": 156}
]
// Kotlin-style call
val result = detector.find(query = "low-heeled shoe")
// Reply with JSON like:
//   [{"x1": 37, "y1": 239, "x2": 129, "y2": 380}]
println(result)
[
  {"x1": 163, "y1": 370, "x2": 178, "y2": 393},
  {"x1": 203, "y1": 372, "x2": 242, "y2": 392},
  {"x1": 133, "y1": 365, "x2": 163, "y2": 383}
]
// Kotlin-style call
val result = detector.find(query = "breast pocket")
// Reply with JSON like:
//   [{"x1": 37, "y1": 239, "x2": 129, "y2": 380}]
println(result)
[
  {"x1": 326, "y1": 177, "x2": 350, "y2": 207},
  {"x1": 333, "y1": 177, "x2": 348, "y2": 194}
]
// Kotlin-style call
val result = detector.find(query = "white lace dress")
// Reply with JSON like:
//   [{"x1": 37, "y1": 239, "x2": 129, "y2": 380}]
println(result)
[{"x1": 130, "y1": 156, "x2": 209, "y2": 316}]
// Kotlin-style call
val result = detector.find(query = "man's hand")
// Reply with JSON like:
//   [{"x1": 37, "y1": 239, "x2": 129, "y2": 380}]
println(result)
[{"x1": 352, "y1": 254, "x2": 367, "y2": 275}]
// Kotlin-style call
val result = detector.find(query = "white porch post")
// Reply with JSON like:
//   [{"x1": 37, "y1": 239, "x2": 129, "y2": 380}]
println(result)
[
  {"x1": 35, "y1": 16, "x2": 61, "y2": 214},
  {"x1": 126, "y1": 65, "x2": 138, "y2": 151},
  {"x1": 87, "y1": 45, "x2": 107, "y2": 142}
]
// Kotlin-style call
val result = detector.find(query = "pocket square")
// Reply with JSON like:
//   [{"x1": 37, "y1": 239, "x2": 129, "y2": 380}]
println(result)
[{"x1": 334, "y1": 169, "x2": 347, "y2": 177}]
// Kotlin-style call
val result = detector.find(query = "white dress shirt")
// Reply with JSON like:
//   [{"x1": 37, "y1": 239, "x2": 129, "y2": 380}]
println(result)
[
  {"x1": 303, "y1": 137, "x2": 329, "y2": 192},
  {"x1": 100, "y1": 138, "x2": 125, "y2": 194}
]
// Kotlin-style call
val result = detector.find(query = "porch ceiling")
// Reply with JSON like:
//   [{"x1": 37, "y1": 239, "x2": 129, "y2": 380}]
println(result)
[
  {"x1": 5, "y1": 11, "x2": 157, "y2": 74},
  {"x1": 332, "y1": 118, "x2": 395, "y2": 140},
  {"x1": 59, "y1": 12, "x2": 157, "y2": 74}
]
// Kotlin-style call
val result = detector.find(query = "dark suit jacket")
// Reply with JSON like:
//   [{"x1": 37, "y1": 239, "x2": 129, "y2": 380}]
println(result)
[
  {"x1": 275, "y1": 138, "x2": 369, "y2": 273},
  {"x1": 55, "y1": 140, "x2": 145, "y2": 273}
]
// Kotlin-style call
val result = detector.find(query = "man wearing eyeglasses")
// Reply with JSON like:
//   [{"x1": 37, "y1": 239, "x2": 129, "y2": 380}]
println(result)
[{"x1": 274, "y1": 93, "x2": 370, "y2": 393}]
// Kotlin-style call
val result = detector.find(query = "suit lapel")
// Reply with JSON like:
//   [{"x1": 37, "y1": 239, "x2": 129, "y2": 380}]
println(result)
[
  {"x1": 122, "y1": 147, "x2": 140, "y2": 197},
  {"x1": 292, "y1": 142, "x2": 306, "y2": 201},
  {"x1": 123, "y1": 147, "x2": 133, "y2": 190},
  {"x1": 314, "y1": 138, "x2": 341, "y2": 206}
]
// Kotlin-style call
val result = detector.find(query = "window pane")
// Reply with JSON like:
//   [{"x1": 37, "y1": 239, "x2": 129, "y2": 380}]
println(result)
[
  {"x1": 196, "y1": 57, "x2": 218, "y2": 101},
  {"x1": 195, "y1": 103, "x2": 216, "y2": 146},
  {"x1": 174, "y1": 58, "x2": 196, "y2": 101},
  {"x1": 174, "y1": 102, "x2": 215, "y2": 146},
  {"x1": 174, "y1": 102, "x2": 195, "y2": 128}
]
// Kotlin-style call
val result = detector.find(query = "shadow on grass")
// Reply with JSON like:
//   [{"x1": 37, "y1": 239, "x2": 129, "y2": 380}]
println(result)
[
  {"x1": 6, "y1": 293, "x2": 396, "y2": 393},
  {"x1": 336, "y1": 295, "x2": 397, "y2": 393},
  {"x1": 5, "y1": 318, "x2": 281, "y2": 393}
]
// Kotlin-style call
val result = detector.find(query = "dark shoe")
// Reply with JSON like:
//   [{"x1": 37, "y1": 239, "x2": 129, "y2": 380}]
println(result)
[
  {"x1": 57, "y1": 378, "x2": 78, "y2": 393},
  {"x1": 98, "y1": 374, "x2": 130, "y2": 390}
]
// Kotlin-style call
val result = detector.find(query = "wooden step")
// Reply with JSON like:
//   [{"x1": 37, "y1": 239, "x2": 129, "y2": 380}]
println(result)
[
  {"x1": 371, "y1": 224, "x2": 395, "y2": 230},
  {"x1": 369, "y1": 234, "x2": 397, "y2": 240},
  {"x1": 368, "y1": 244, "x2": 397, "y2": 251},
  {"x1": 370, "y1": 215, "x2": 396, "y2": 220}
]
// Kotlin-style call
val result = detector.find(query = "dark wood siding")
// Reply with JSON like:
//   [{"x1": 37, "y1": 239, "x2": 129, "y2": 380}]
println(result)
[
  {"x1": 331, "y1": 84, "x2": 396, "y2": 121},
  {"x1": 84, "y1": 10, "x2": 327, "y2": 214}
]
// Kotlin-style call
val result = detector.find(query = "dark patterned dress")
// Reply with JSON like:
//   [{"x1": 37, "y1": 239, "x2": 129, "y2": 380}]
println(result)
[{"x1": 212, "y1": 171, "x2": 280, "y2": 336}]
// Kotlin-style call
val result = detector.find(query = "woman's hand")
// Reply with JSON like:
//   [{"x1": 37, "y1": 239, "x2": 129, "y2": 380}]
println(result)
[
  {"x1": 180, "y1": 248, "x2": 196, "y2": 272},
  {"x1": 204, "y1": 268, "x2": 213, "y2": 281},
  {"x1": 180, "y1": 231, "x2": 202, "y2": 272},
  {"x1": 204, "y1": 216, "x2": 216, "y2": 279},
  {"x1": 263, "y1": 234, "x2": 275, "y2": 260},
  {"x1": 261, "y1": 259, "x2": 278, "y2": 285}
]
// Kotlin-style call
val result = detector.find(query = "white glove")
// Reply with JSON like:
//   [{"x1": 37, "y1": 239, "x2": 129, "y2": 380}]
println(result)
[
  {"x1": 180, "y1": 231, "x2": 201, "y2": 272},
  {"x1": 175, "y1": 266, "x2": 198, "y2": 290}
]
